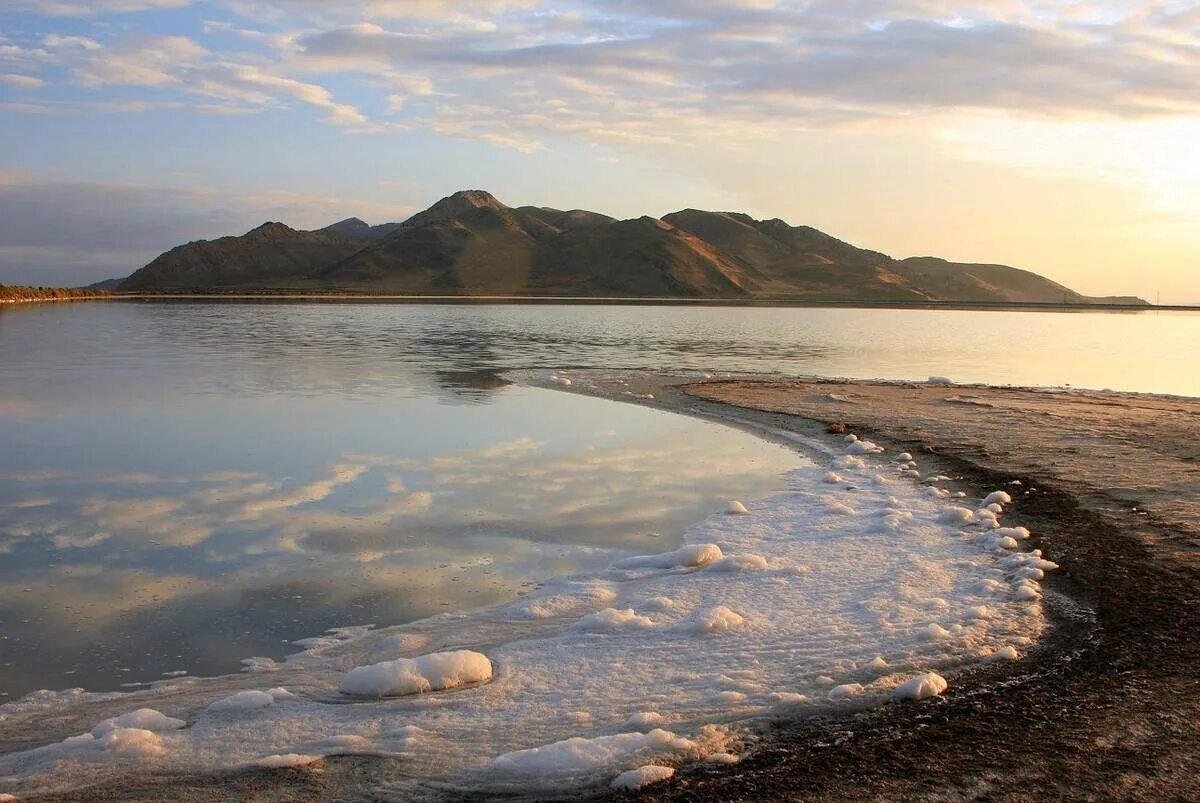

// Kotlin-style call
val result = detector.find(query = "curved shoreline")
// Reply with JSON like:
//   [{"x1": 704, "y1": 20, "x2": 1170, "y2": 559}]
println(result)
[
  {"x1": 9, "y1": 371, "x2": 1198, "y2": 800},
  {"x1": 596, "y1": 373, "x2": 1198, "y2": 801}
]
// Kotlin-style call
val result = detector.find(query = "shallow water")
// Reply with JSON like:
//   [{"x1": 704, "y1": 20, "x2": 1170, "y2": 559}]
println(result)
[
  {"x1": 0, "y1": 303, "x2": 806, "y2": 698},
  {"x1": 0, "y1": 300, "x2": 1193, "y2": 700}
]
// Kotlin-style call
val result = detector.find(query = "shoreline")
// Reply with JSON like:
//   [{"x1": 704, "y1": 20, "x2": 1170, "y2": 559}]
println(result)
[
  {"x1": 618, "y1": 373, "x2": 1199, "y2": 800},
  {"x1": 5, "y1": 371, "x2": 1198, "y2": 800},
  {"x1": 10, "y1": 293, "x2": 1199, "y2": 313}
]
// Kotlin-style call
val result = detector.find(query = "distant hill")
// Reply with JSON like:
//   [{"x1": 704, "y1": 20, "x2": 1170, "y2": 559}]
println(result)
[{"x1": 115, "y1": 190, "x2": 1148, "y2": 305}]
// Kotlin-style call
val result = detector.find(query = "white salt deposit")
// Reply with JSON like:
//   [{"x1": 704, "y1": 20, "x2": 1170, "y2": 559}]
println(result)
[
  {"x1": 339, "y1": 650, "x2": 493, "y2": 697},
  {"x1": 939, "y1": 506, "x2": 977, "y2": 524},
  {"x1": 613, "y1": 544, "x2": 724, "y2": 570},
  {"x1": 829, "y1": 683, "x2": 864, "y2": 699},
  {"x1": 91, "y1": 709, "x2": 184, "y2": 737},
  {"x1": 207, "y1": 690, "x2": 277, "y2": 712},
  {"x1": 688, "y1": 605, "x2": 746, "y2": 634},
  {"x1": 892, "y1": 673, "x2": 948, "y2": 701},
  {"x1": 726, "y1": 500, "x2": 750, "y2": 515},
  {"x1": 0, "y1": 406, "x2": 1052, "y2": 799},
  {"x1": 983, "y1": 646, "x2": 1021, "y2": 663},
  {"x1": 611, "y1": 764, "x2": 675, "y2": 790},
  {"x1": 572, "y1": 608, "x2": 657, "y2": 633},
  {"x1": 624, "y1": 712, "x2": 667, "y2": 730},
  {"x1": 705, "y1": 554, "x2": 769, "y2": 572},
  {"x1": 982, "y1": 491, "x2": 1013, "y2": 507},
  {"x1": 488, "y1": 729, "x2": 696, "y2": 778}
]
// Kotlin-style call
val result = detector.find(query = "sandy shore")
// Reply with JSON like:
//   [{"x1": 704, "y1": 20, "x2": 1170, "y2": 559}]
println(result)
[
  {"x1": 592, "y1": 373, "x2": 1199, "y2": 801},
  {"x1": 10, "y1": 372, "x2": 1199, "y2": 800}
]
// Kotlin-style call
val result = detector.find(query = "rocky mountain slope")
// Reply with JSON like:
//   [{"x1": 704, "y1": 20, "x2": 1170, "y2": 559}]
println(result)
[{"x1": 116, "y1": 190, "x2": 1144, "y2": 304}]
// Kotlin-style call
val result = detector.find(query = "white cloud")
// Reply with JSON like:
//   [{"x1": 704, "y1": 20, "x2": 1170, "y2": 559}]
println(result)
[
  {"x1": 0, "y1": 73, "x2": 43, "y2": 87},
  {"x1": 11, "y1": 0, "x2": 192, "y2": 16}
]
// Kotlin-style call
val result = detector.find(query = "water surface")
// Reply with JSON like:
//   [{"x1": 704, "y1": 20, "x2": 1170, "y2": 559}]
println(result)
[{"x1": 1, "y1": 301, "x2": 1196, "y2": 698}]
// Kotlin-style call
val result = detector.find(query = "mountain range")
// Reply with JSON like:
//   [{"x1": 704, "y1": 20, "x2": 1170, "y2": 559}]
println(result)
[{"x1": 113, "y1": 190, "x2": 1145, "y2": 305}]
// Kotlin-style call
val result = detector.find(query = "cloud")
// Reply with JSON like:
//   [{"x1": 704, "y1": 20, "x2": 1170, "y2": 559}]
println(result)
[
  {"x1": 0, "y1": 73, "x2": 44, "y2": 87},
  {"x1": 6, "y1": 1, "x2": 1198, "y2": 148},
  {"x1": 8, "y1": 0, "x2": 192, "y2": 16},
  {"x1": 0, "y1": 180, "x2": 413, "y2": 285}
]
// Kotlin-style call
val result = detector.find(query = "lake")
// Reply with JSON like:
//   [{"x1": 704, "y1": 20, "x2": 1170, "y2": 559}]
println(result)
[{"x1": 0, "y1": 300, "x2": 1196, "y2": 701}]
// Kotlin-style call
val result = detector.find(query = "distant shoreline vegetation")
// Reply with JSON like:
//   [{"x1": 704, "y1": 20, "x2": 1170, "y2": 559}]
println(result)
[{"x1": 0, "y1": 284, "x2": 111, "y2": 303}]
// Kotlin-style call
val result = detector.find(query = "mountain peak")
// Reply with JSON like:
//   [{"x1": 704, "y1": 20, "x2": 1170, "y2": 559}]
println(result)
[
  {"x1": 448, "y1": 189, "x2": 501, "y2": 205},
  {"x1": 245, "y1": 221, "x2": 296, "y2": 239},
  {"x1": 322, "y1": 217, "x2": 371, "y2": 237},
  {"x1": 401, "y1": 190, "x2": 507, "y2": 229}
]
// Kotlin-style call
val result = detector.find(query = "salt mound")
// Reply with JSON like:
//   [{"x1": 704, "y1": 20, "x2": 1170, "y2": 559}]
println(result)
[
  {"x1": 688, "y1": 605, "x2": 745, "y2": 634},
  {"x1": 488, "y1": 729, "x2": 695, "y2": 777},
  {"x1": 705, "y1": 554, "x2": 769, "y2": 573},
  {"x1": 207, "y1": 690, "x2": 276, "y2": 713},
  {"x1": 572, "y1": 608, "x2": 656, "y2": 633},
  {"x1": 829, "y1": 683, "x2": 864, "y2": 699},
  {"x1": 984, "y1": 646, "x2": 1021, "y2": 663},
  {"x1": 340, "y1": 650, "x2": 492, "y2": 697},
  {"x1": 611, "y1": 765, "x2": 674, "y2": 790},
  {"x1": 938, "y1": 506, "x2": 976, "y2": 524},
  {"x1": 892, "y1": 672, "x2": 948, "y2": 701},
  {"x1": 922, "y1": 624, "x2": 952, "y2": 641},
  {"x1": 512, "y1": 583, "x2": 617, "y2": 619},
  {"x1": 91, "y1": 709, "x2": 184, "y2": 738},
  {"x1": 726, "y1": 500, "x2": 749, "y2": 515},
  {"x1": 624, "y1": 712, "x2": 666, "y2": 730},
  {"x1": 982, "y1": 491, "x2": 1012, "y2": 507},
  {"x1": 613, "y1": 544, "x2": 723, "y2": 570},
  {"x1": 92, "y1": 727, "x2": 165, "y2": 756}
]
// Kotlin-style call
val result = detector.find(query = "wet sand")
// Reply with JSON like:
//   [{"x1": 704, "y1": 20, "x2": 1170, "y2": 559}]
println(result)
[{"x1": 10, "y1": 372, "x2": 1200, "y2": 800}]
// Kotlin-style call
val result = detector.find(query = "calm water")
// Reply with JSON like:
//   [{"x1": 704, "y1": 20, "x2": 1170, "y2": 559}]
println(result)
[{"x1": 1, "y1": 301, "x2": 1197, "y2": 698}]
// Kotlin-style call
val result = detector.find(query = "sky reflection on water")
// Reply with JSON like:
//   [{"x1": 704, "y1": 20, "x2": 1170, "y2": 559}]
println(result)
[
  {"x1": 0, "y1": 308, "x2": 799, "y2": 696},
  {"x1": 2, "y1": 300, "x2": 1197, "y2": 697}
]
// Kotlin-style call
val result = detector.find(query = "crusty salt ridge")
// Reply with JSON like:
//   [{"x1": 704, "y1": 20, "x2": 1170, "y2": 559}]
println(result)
[{"x1": 0, "y1": 374, "x2": 1050, "y2": 799}]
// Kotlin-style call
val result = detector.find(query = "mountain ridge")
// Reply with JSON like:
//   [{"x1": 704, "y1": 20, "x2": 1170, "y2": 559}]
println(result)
[{"x1": 116, "y1": 190, "x2": 1148, "y2": 305}]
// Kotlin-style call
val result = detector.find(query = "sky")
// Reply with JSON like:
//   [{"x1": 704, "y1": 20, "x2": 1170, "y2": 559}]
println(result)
[{"x1": 0, "y1": 1, "x2": 1197, "y2": 302}]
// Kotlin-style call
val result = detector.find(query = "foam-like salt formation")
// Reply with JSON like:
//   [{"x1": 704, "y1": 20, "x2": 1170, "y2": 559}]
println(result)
[
  {"x1": 340, "y1": 650, "x2": 493, "y2": 697},
  {"x1": 983, "y1": 646, "x2": 1021, "y2": 663},
  {"x1": 613, "y1": 544, "x2": 724, "y2": 570},
  {"x1": 572, "y1": 608, "x2": 656, "y2": 633},
  {"x1": 624, "y1": 712, "x2": 667, "y2": 730},
  {"x1": 488, "y1": 729, "x2": 695, "y2": 778},
  {"x1": 0, "y1": 415, "x2": 1051, "y2": 799},
  {"x1": 892, "y1": 673, "x2": 948, "y2": 701},
  {"x1": 91, "y1": 709, "x2": 184, "y2": 737},
  {"x1": 688, "y1": 605, "x2": 746, "y2": 634},
  {"x1": 611, "y1": 764, "x2": 675, "y2": 790},
  {"x1": 208, "y1": 690, "x2": 277, "y2": 712}
]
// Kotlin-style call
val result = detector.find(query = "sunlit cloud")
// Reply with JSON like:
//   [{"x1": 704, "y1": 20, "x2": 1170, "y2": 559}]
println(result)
[{"x1": 1, "y1": 0, "x2": 1197, "y2": 297}]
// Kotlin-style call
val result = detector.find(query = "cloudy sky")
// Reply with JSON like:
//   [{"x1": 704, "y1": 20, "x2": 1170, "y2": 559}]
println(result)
[{"x1": 1, "y1": 1, "x2": 1197, "y2": 300}]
